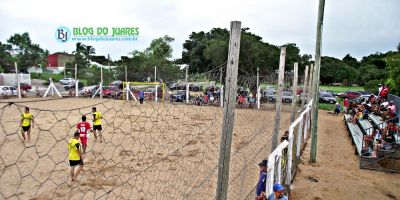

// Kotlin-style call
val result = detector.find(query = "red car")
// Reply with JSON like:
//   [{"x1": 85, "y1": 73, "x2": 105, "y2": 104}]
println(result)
[
  {"x1": 20, "y1": 83, "x2": 32, "y2": 91},
  {"x1": 339, "y1": 91, "x2": 361, "y2": 99}
]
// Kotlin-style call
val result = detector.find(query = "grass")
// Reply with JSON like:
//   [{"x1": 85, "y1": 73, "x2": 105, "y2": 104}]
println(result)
[{"x1": 319, "y1": 85, "x2": 365, "y2": 93}]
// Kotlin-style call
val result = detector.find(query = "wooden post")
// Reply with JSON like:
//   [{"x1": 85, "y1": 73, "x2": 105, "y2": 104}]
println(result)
[
  {"x1": 125, "y1": 65, "x2": 128, "y2": 82},
  {"x1": 15, "y1": 62, "x2": 21, "y2": 99},
  {"x1": 307, "y1": 64, "x2": 314, "y2": 104},
  {"x1": 290, "y1": 62, "x2": 299, "y2": 123},
  {"x1": 220, "y1": 66, "x2": 223, "y2": 85},
  {"x1": 155, "y1": 66, "x2": 157, "y2": 102},
  {"x1": 257, "y1": 67, "x2": 260, "y2": 109},
  {"x1": 301, "y1": 65, "x2": 309, "y2": 110},
  {"x1": 215, "y1": 21, "x2": 241, "y2": 200},
  {"x1": 75, "y1": 64, "x2": 77, "y2": 81},
  {"x1": 100, "y1": 64, "x2": 103, "y2": 99},
  {"x1": 186, "y1": 65, "x2": 189, "y2": 103},
  {"x1": 311, "y1": 0, "x2": 326, "y2": 163},
  {"x1": 271, "y1": 47, "x2": 286, "y2": 151},
  {"x1": 63, "y1": 62, "x2": 66, "y2": 78}
]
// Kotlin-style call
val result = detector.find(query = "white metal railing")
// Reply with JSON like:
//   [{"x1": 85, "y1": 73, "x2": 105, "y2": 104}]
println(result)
[{"x1": 265, "y1": 99, "x2": 313, "y2": 195}]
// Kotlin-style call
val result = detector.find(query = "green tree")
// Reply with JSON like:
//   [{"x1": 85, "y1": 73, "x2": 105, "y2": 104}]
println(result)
[
  {"x1": 115, "y1": 35, "x2": 181, "y2": 82},
  {"x1": 0, "y1": 42, "x2": 13, "y2": 69},
  {"x1": 6, "y1": 33, "x2": 48, "y2": 71},
  {"x1": 385, "y1": 52, "x2": 400, "y2": 95}
]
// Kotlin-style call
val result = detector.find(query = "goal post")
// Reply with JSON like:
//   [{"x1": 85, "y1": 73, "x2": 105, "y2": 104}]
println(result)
[{"x1": 122, "y1": 81, "x2": 165, "y2": 102}]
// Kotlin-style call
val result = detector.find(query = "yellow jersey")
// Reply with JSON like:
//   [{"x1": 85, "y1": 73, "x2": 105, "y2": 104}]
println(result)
[
  {"x1": 93, "y1": 112, "x2": 102, "y2": 125},
  {"x1": 21, "y1": 113, "x2": 33, "y2": 127},
  {"x1": 68, "y1": 138, "x2": 81, "y2": 160}
]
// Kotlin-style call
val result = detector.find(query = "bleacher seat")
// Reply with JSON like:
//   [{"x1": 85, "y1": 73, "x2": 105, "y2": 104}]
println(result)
[{"x1": 344, "y1": 114, "x2": 364, "y2": 155}]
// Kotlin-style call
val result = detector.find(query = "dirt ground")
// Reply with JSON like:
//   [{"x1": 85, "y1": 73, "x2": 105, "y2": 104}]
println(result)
[
  {"x1": 0, "y1": 98, "x2": 292, "y2": 200},
  {"x1": 291, "y1": 110, "x2": 400, "y2": 200}
]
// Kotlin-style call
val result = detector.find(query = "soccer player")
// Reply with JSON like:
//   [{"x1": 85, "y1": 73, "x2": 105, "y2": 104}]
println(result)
[
  {"x1": 20, "y1": 107, "x2": 34, "y2": 142},
  {"x1": 68, "y1": 131, "x2": 83, "y2": 181},
  {"x1": 76, "y1": 115, "x2": 92, "y2": 154},
  {"x1": 91, "y1": 107, "x2": 104, "y2": 143}
]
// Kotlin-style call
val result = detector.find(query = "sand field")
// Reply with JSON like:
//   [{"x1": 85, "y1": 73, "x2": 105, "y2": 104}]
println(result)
[{"x1": 0, "y1": 98, "x2": 292, "y2": 200}]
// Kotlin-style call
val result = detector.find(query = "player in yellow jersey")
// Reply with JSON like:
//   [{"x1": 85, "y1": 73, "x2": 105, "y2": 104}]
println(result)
[
  {"x1": 68, "y1": 131, "x2": 84, "y2": 181},
  {"x1": 20, "y1": 107, "x2": 34, "y2": 142},
  {"x1": 91, "y1": 107, "x2": 104, "y2": 143}
]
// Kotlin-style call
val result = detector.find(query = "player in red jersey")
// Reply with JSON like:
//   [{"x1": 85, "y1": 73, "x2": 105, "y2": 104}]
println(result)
[{"x1": 76, "y1": 115, "x2": 92, "y2": 154}]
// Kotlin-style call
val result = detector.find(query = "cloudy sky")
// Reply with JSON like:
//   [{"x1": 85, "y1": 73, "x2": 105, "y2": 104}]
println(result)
[{"x1": 0, "y1": 0, "x2": 399, "y2": 61}]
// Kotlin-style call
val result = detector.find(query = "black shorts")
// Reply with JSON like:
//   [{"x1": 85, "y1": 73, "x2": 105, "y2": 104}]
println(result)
[
  {"x1": 69, "y1": 160, "x2": 83, "y2": 166},
  {"x1": 93, "y1": 125, "x2": 102, "y2": 131},
  {"x1": 22, "y1": 125, "x2": 31, "y2": 132}
]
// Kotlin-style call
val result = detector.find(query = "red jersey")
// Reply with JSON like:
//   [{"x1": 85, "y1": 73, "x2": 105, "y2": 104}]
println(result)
[
  {"x1": 76, "y1": 122, "x2": 91, "y2": 138},
  {"x1": 343, "y1": 99, "x2": 349, "y2": 107}
]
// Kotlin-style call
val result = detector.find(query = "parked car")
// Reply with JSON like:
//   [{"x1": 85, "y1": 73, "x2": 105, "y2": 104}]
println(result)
[
  {"x1": 189, "y1": 84, "x2": 201, "y2": 91},
  {"x1": 109, "y1": 80, "x2": 123, "y2": 89},
  {"x1": 20, "y1": 83, "x2": 32, "y2": 91},
  {"x1": 80, "y1": 85, "x2": 98, "y2": 95},
  {"x1": 319, "y1": 92, "x2": 336, "y2": 104},
  {"x1": 263, "y1": 90, "x2": 276, "y2": 102},
  {"x1": 170, "y1": 90, "x2": 187, "y2": 102},
  {"x1": 282, "y1": 91, "x2": 293, "y2": 103},
  {"x1": 64, "y1": 82, "x2": 84, "y2": 90},
  {"x1": 0, "y1": 86, "x2": 17, "y2": 96},
  {"x1": 59, "y1": 78, "x2": 75, "y2": 85},
  {"x1": 339, "y1": 91, "x2": 361, "y2": 99}
]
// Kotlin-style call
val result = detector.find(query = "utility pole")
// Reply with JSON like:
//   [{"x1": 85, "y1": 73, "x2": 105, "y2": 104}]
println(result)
[
  {"x1": 271, "y1": 47, "x2": 286, "y2": 151},
  {"x1": 215, "y1": 21, "x2": 241, "y2": 200},
  {"x1": 311, "y1": 0, "x2": 326, "y2": 163}
]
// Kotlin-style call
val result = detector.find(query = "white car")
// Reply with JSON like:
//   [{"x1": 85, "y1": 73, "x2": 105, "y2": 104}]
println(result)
[
  {"x1": 59, "y1": 78, "x2": 75, "y2": 85},
  {"x1": 0, "y1": 86, "x2": 17, "y2": 96},
  {"x1": 80, "y1": 85, "x2": 98, "y2": 95}
]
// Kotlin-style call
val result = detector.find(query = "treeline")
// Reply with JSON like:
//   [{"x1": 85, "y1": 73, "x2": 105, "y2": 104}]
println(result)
[{"x1": 0, "y1": 31, "x2": 399, "y2": 95}]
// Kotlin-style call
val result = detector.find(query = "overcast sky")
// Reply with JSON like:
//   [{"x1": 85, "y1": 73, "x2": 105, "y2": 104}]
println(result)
[{"x1": 0, "y1": 0, "x2": 399, "y2": 61}]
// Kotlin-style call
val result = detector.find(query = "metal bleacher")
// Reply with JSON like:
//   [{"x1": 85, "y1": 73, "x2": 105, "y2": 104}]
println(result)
[{"x1": 344, "y1": 114, "x2": 363, "y2": 155}]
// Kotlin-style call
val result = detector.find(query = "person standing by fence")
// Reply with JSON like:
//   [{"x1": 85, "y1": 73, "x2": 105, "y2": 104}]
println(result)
[
  {"x1": 267, "y1": 184, "x2": 288, "y2": 200},
  {"x1": 256, "y1": 159, "x2": 268, "y2": 200}
]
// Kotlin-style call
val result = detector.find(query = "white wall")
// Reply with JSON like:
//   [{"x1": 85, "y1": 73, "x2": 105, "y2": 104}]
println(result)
[{"x1": 0, "y1": 73, "x2": 31, "y2": 86}]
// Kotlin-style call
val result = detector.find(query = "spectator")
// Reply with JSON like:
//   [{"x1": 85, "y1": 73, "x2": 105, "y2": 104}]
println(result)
[
  {"x1": 379, "y1": 84, "x2": 389, "y2": 100},
  {"x1": 384, "y1": 121, "x2": 397, "y2": 144},
  {"x1": 238, "y1": 95, "x2": 245, "y2": 108},
  {"x1": 388, "y1": 101, "x2": 396, "y2": 114},
  {"x1": 280, "y1": 131, "x2": 289, "y2": 142},
  {"x1": 353, "y1": 109, "x2": 363, "y2": 124},
  {"x1": 256, "y1": 159, "x2": 268, "y2": 200},
  {"x1": 364, "y1": 128, "x2": 380, "y2": 149},
  {"x1": 267, "y1": 184, "x2": 288, "y2": 200},
  {"x1": 35, "y1": 86, "x2": 40, "y2": 97},
  {"x1": 334, "y1": 102, "x2": 341, "y2": 115},
  {"x1": 139, "y1": 90, "x2": 145, "y2": 104},
  {"x1": 343, "y1": 98, "x2": 349, "y2": 114}
]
